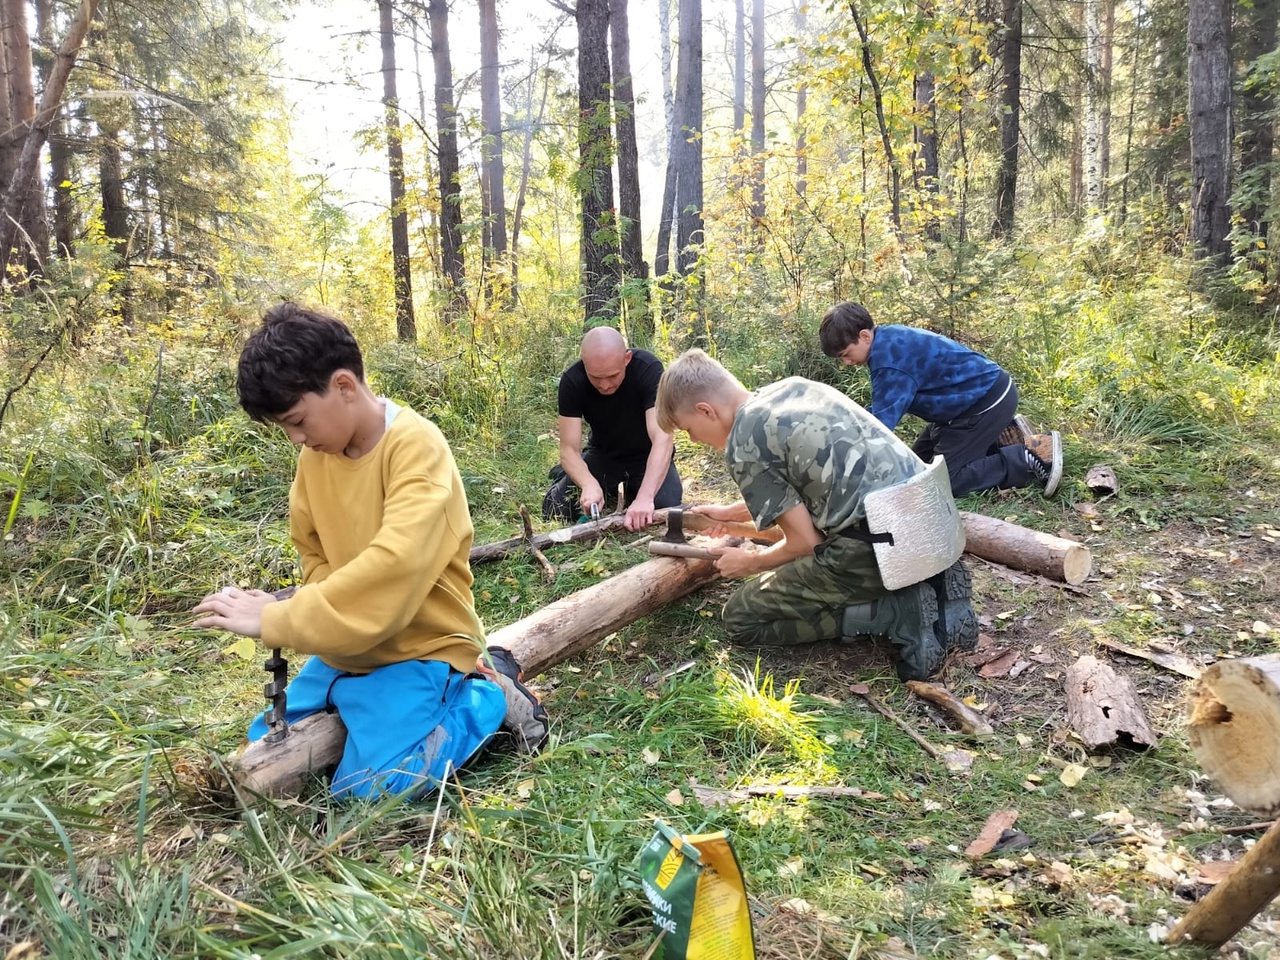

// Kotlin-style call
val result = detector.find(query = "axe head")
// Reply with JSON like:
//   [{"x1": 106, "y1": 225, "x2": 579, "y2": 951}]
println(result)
[{"x1": 660, "y1": 507, "x2": 688, "y2": 543}]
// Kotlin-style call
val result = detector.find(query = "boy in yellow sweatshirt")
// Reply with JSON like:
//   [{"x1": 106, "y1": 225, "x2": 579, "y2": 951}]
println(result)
[{"x1": 193, "y1": 304, "x2": 544, "y2": 800}]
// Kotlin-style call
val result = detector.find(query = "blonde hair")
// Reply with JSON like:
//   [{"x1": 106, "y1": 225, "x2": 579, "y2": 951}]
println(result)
[{"x1": 655, "y1": 349, "x2": 744, "y2": 432}]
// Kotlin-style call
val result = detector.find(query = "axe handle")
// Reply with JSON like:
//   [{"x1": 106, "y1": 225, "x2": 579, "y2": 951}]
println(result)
[{"x1": 648, "y1": 542, "x2": 723, "y2": 561}]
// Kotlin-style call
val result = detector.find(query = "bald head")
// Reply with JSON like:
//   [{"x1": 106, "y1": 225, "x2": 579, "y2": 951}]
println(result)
[{"x1": 580, "y1": 327, "x2": 632, "y2": 395}]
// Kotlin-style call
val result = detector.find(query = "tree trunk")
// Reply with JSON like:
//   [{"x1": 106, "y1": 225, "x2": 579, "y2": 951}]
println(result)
[
  {"x1": 733, "y1": 0, "x2": 745, "y2": 139},
  {"x1": 1188, "y1": 0, "x2": 1232, "y2": 266},
  {"x1": 1083, "y1": 0, "x2": 1105, "y2": 210},
  {"x1": 34, "y1": 0, "x2": 73, "y2": 258},
  {"x1": 427, "y1": 0, "x2": 467, "y2": 322},
  {"x1": 673, "y1": 0, "x2": 703, "y2": 279},
  {"x1": 510, "y1": 48, "x2": 552, "y2": 306},
  {"x1": 379, "y1": 0, "x2": 416, "y2": 341},
  {"x1": 610, "y1": 0, "x2": 647, "y2": 288},
  {"x1": 576, "y1": 0, "x2": 619, "y2": 326},
  {"x1": 479, "y1": 0, "x2": 507, "y2": 302},
  {"x1": 794, "y1": 0, "x2": 807, "y2": 199},
  {"x1": 1101, "y1": 0, "x2": 1114, "y2": 185},
  {"x1": 227, "y1": 553, "x2": 723, "y2": 799},
  {"x1": 915, "y1": 67, "x2": 939, "y2": 240},
  {"x1": 958, "y1": 511, "x2": 1092, "y2": 584},
  {"x1": 1, "y1": 0, "x2": 48, "y2": 275},
  {"x1": 1237, "y1": 0, "x2": 1277, "y2": 252},
  {"x1": 0, "y1": 0, "x2": 96, "y2": 278},
  {"x1": 99, "y1": 127, "x2": 133, "y2": 328},
  {"x1": 654, "y1": 0, "x2": 676, "y2": 276},
  {"x1": 992, "y1": 0, "x2": 1021, "y2": 238},
  {"x1": 749, "y1": 0, "x2": 766, "y2": 227},
  {"x1": 848, "y1": 0, "x2": 901, "y2": 232}
]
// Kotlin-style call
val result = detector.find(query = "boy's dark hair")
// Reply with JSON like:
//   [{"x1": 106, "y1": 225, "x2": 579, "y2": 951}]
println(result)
[
  {"x1": 237, "y1": 303, "x2": 365, "y2": 421},
  {"x1": 818, "y1": 302, "x2": 876, "y2": 356}
]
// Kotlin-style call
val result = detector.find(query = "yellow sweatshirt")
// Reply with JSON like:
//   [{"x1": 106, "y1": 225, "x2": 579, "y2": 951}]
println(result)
[{"x1": 260, "y1": 405, "x2": 483, "y2": 674}]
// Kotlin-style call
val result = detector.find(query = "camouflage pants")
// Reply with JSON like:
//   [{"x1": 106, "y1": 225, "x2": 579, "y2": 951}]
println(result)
[{"x1": 722, "y1": 536, "x2": 887, "y2": 646}]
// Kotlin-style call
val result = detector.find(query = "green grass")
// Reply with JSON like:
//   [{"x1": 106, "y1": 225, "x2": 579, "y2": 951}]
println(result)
[{"x1": 3, "y1": 264, "x2": 1280, "y2": 958}]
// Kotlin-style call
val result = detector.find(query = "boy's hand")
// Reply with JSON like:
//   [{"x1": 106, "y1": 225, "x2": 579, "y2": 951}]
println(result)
[
  {"x1": 192, "y1": 586, "x2": 278, "y2": 638},
  {"x1": 710, "y1": 543, "x2": 760, "y2": 579}
]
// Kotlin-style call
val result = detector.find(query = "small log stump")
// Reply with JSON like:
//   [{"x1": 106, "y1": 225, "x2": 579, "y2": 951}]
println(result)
[{"x1": 1186, "y1": 656, "x2": 1280, "y2": 816}]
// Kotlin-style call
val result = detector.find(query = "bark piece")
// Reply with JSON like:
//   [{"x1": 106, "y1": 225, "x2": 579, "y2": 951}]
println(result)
[
  {"x1": 959, "y1": 511, "x2": 1092, "y2": 584},
  {"x1": 1085, "y1": 464, "x2": 1118, "y2": 496},
  {"x1": 227, "y1": 554, "x2": 722, "y2": 798},
  {"x1": 906, "y1": 681, "x2": 994, "y2": 736},
  {"x1": 1167, "y1": 819, "x2": 1280, "y2": 947},
  {"x1": 965, "y1": 810, "x2": 1020, "y2": 858},
  {"x1": 1094, "y1": 636, "x2": 1201, "y2": 679},
  {"x1": 1186, "y1": 656, "x2": 1280, "y2": 815},
  {"x1": 1063, "y1": 655, "x2": 1158, "y2": 750}
]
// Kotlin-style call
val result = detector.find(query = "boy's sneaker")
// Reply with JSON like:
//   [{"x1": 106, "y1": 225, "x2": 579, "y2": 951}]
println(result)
[
  {"x1": 1023, "y1": 431, "x2": 1063, "y2": 497},
  {"x1": 478, "y1": 647, "x2": 549, "y2": 753},
  {"x1": 929, "y1": 559, "x2": 979, "y2": 652},
  {"x1": 996, "y1": 413, "x2": 1036, "y2": 448},
  {"x1": 842, "y1": 581, "x2": 945, "y2": 682}
]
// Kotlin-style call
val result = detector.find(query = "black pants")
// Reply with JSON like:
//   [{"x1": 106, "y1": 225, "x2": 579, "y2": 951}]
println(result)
[
  {"x1": 912, "y1": 376, "x2": 1029, "y2": 496},
  {"x1": 542, "y1": 449, "x2": 683, "y2": 521}
]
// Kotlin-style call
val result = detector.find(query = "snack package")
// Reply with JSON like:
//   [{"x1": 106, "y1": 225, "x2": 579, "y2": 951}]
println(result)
[{"x1": 636, "y1": 820, "x2": 755, "y2": 959}]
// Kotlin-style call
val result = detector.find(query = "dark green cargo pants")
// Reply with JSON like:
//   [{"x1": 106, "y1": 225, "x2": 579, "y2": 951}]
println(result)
[{"x1": 721, "y1": 536, "x2": 886, "y2": 646}]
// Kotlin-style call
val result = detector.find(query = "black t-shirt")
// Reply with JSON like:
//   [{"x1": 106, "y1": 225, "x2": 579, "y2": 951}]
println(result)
[{"x1": 558, "y1": 349, "x2": 664, "y2": 465}]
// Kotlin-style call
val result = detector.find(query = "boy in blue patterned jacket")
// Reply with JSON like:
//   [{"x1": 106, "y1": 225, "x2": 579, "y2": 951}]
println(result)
[{"x1": 819, "y1": 302, "x2": 1063, "y2": 497}]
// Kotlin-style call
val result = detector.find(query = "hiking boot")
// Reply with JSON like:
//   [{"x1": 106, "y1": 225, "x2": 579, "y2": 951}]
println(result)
[
  {"x1": 842, "y1": 581, "x2": 945, "y2": 682},
  {"x1": 929, "y1": 559, "x2": 979, "y2": 652},
  {"x1": 1023, "y1": 431, "x2": 1063, "y2": 497},
  {"x1": 478, "y1": 647, "x2": 549, "y2": 753},
  {"x1": 996, "y1": 413, "x2": 1036, "y2": 448}
]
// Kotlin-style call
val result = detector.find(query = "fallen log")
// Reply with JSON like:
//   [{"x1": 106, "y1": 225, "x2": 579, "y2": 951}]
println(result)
[
  {"x1": 226, "y1": 553, "x2": 723, "y2": 798},
  {"x1": 959, "y1": 511, "x2": 1091, "y2": 585},
  {"x1": 1063, "y1": 655, "x2": 1158, "y2": 750},
  {"x1": 1185, "y1": 656, "x2": 1280, "y2": 816}
]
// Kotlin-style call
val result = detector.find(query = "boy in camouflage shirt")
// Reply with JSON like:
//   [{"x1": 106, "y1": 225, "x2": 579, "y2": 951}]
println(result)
[{"x1": 655, "y1": 349, "x2": 977, "y2": 680}]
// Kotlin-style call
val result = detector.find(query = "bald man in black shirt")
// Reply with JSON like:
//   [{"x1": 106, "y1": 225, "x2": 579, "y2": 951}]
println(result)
[{"x1": 543, "y1": 327, "x2": 683, "y2": 530}]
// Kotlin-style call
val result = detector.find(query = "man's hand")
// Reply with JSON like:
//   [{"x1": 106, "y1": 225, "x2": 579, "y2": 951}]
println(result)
[
  {"x1": 579, "y1": 480, "x2": 605, "y2": 517},
  {"x1": 624, "y1": 494, "x2": 656, "y2": 531},
  {"x1": 689, "y1": 501, "x2": 752, "y2": 536},
  {"x1": 192, "y1": 586, "x2": 278, "y2": 638}
]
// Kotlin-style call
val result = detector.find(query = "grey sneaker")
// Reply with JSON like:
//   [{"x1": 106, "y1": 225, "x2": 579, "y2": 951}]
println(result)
[
  {"x1": 843, "y1": 582, "x2": 945, "y2": 681},
  {"x1": 929, "y1": 559, "x2": 978, "y2": 651},
  {"x1": 1023, "y1": 431, "x2": 1063, "y2": 496},
  {"x1": 479, "y1": 647, "x2": 549, "y2": 753}
]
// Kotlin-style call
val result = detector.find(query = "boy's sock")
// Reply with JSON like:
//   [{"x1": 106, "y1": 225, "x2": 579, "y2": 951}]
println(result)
[{"x1": 478, "y1": 646, "x2": 549, "y2": 753}]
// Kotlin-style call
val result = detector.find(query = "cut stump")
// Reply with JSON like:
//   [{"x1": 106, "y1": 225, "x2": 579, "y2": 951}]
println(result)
[
  {"x1": 1063, "y1": 655, "x2": 1158, "y2": 750},
  {"x1": 1185, "y1": 656, "x2": 1280, "y2": 816}
]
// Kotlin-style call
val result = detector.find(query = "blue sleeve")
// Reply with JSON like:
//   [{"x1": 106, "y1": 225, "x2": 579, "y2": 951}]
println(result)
[{"x1": 869, "y1": 366, "x2": 916, "y2": 430}]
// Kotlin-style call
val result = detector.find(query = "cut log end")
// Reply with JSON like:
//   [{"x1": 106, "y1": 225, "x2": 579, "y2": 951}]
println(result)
[{"x1": 1187, "y1": 657, "x2": 1280, "y2": 816}]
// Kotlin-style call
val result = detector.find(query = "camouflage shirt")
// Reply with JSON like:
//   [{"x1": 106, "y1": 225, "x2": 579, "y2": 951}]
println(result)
[{"x1": 726, "y1": 377, "x2": 924, "y2": 536}]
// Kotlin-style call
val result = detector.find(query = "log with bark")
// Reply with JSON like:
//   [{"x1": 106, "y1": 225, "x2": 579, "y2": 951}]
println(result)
[
  {"x1": 958, "y1": 511, "x2": 1092, "y2": 585},
  {"x1": 226, "y1": 552, "x2": 722, "y2": 799},
  {"x1": 1185, "y1": 656, "x2": 1280, "y2": 816},
  {"x1": 1063, "y1": 655, "x2": 1158, "y2": 750},
  {"x1": 1167, "y1": 817, "x2": 1280, "y2": 947}
]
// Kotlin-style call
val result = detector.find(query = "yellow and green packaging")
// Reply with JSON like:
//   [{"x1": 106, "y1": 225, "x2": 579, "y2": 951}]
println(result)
[{"x1": 637, "y1": 820, "x2": 755, "y2": 960}]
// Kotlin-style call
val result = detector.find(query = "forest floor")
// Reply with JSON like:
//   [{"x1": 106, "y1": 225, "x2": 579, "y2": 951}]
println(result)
[{"x1": 467, "y1": 441, "x2": 1280, "y2": 959}]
